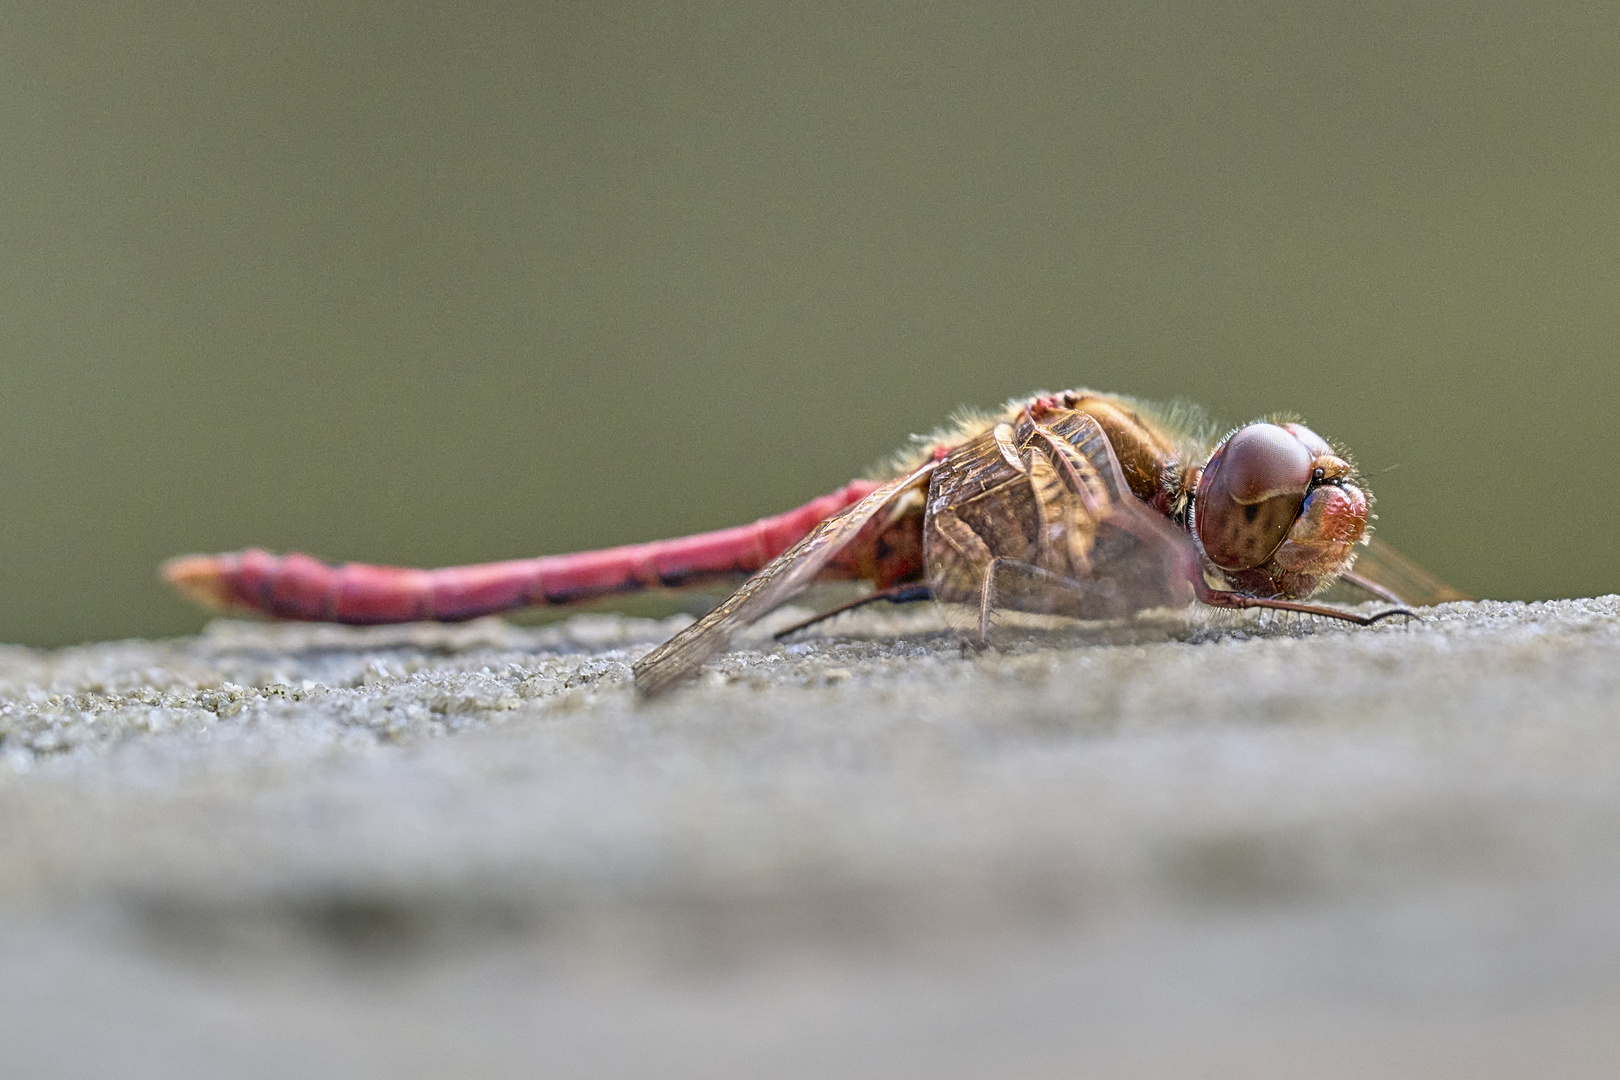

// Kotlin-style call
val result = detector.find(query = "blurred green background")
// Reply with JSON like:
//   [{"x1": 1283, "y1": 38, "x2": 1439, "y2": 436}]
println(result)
[{"x1": 0, "y1": 1, "x2": 1614, "y2": 646}]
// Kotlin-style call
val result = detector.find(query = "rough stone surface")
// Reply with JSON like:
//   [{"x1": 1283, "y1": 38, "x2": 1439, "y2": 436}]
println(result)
[{"x1": 2, "y1": 598, "x2": 1620, "y2": 1078}]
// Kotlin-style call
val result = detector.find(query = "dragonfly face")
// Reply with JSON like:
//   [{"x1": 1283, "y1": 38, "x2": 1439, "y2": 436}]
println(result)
[{"x1": 1193, "y1": 421, "x2": 1368, "y2": 598}]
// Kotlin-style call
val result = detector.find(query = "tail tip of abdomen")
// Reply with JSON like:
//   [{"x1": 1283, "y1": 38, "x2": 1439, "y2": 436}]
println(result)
[{"x1": 162, "y1": 554, "x2": 238, "y2": 611}]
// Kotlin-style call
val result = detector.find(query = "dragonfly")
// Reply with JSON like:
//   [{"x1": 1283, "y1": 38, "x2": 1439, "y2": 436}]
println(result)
[{"x1": 164, "y1": 389, "x2": 1464, "y2": 696}]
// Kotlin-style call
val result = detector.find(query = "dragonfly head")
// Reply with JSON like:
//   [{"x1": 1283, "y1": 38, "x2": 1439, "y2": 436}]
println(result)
[{"x1": 1193, "y1": 422, "x2": 1368, "y2": 591}]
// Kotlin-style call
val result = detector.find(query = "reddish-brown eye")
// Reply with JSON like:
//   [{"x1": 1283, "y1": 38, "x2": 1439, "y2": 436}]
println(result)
[
  {"x1": 1281, "y1": 422, "x2": 1333, "y2": 460},
  {"x1": 1195, "y1": 423, "x2": 1314, "y2": 570}
]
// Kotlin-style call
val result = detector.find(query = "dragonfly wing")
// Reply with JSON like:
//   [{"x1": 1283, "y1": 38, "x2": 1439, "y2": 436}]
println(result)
[
  {"x1": 1025, "y1": 413, "x2": 1198, "y2": 617},
  {"x1": 633, "y1": 462, "x2": 939, "y2": 697},
  {"x1": 924, "y1": 411, "x2": 1195, "y2": 639},
  {"x1": 1333, "y1": 536, "x2": 1470, "y2": 606},
  {"x1": 924, "y1": 422, "x2": 1043, "y2": 622}
]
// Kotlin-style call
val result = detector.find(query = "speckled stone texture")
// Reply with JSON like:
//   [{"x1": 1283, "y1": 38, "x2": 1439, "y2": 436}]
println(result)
[{"x1": 2, "y1": 599, "x2": 1620, "y2": 1078}]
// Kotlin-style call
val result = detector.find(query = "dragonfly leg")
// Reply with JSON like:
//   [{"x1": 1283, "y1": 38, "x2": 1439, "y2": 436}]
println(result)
[
  {"x1": 976, "y1": 558, "x2": 1097, "y2": 648},
  {"x1": 1193, "y1": 577, "x2": 1417, "y2": 626},
  {"x1": 773, "y1": 584, "x2": 932, "y2": 641},
  {"x1": 1337, "y1": 570, "x2": 1406, "y2": 606}
]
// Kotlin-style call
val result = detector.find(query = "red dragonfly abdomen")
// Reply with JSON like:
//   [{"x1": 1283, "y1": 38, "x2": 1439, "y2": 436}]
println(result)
[{"x1": 165, "y1": 481, "x2": 884, "y2": 624}]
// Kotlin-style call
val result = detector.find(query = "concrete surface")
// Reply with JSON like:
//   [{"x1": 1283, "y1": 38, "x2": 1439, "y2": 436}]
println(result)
[{"x1": 1, "y1": 597, "x2": 1619, "y2": 1078}]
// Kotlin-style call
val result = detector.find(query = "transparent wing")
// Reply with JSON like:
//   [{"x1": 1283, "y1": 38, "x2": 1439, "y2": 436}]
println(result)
[
  {"x1": 1332, "y1": 536, "x2": 1470, "y2": 606},
  {"x1": 633, "y1": 462, "x2": 938, "y2": 697},
  {"x1": 924, "y1": 411, "x2": 1195, "y2": 640}
]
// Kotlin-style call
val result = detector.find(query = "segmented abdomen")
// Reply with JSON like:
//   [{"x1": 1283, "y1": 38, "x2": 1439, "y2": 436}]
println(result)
[{"x1": 164, "y1": 480, "x2": 884, "y2": 624}]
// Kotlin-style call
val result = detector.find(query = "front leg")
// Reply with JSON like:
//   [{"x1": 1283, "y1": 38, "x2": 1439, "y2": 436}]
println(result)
[{"x1": 1192, "y1": 576, "x2": 1415, "y2": 626}]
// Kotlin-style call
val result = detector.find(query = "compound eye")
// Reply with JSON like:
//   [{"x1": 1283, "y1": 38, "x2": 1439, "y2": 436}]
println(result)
[
  {"x1": 1281, "y1": 422, "x2": 1334, "y2": 459},
  {"x1": 1196, "y1": 423, "x2": 1314, "y2": 570}
]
